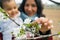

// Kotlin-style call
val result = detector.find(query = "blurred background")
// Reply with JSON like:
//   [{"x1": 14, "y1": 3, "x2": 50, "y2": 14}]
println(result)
[
  {"x1": 15, "y1": 0, "x2": 60, "y2": 40},
  {"x1": 42, "y1": 0, "x2": 60, "y2": 40}
]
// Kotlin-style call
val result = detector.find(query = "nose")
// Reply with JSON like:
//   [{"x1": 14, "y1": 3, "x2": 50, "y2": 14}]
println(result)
[
  {"x1": 12, "y1": 9, "x2": 15, "y2": 12},
  {"x1": 28, "y1": 6, "x2": 32, "y2": 11},
  {"x1": 12, "y1": 9, "x2": 15, "y2": 13}
]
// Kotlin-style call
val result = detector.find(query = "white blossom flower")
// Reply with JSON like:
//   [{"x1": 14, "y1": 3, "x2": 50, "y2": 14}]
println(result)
[
  {"x1": 35, "y1": 17, "x2": 38, "y2": 20},
  {"x1": 0, "y1": 12, "x2": 8, "y2": 21},
  {"x1": 24, "y1": 18, "x2": 31, "y2": 24}
]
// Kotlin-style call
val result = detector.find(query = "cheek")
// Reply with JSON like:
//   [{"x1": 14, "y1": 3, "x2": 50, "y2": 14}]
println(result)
[
  {"x1": 7, "y1": 11, "x2": 14, "y2": 17},
  {"x1": 6, "y1": 11, "x2": 11, "y2": 15},
  {"x1": 16, "y1": 9, "x2": 19, "y2": 13},
  {"x1": 33, "y1": 7, "x2": 37, "y2": 13},
  {"x1": 24, "y1": 7, "x2": 27, "y2": 12}
]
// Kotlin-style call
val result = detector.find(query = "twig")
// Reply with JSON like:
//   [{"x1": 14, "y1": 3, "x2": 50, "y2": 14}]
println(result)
[{"x1": 0, "y1": 7, "x2": 20, "y2": 26}]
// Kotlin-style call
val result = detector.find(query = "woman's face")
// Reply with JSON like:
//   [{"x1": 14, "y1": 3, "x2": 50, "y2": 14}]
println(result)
[{"x1": 24, "y1": 0, "x2": 37, "y2": 16}]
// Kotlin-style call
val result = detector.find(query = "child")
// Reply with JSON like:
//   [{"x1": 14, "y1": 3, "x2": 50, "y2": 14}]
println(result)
[{"x1": 0, "y1": 0, "x2": 23, "y2": 40}]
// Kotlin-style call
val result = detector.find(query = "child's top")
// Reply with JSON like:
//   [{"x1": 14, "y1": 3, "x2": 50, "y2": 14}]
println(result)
[{"x1": 0, "y1": 12, "x2": 23, "y2": 40}]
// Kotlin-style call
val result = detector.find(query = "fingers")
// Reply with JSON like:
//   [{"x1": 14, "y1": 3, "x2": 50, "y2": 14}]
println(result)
[
  {"x1": 47, "y1": 20, "x2": 53, "y2": 25},
  {"x1": 48, "y1": 25, "x2": 54, "y2": 29},
  {"x1": 39, "y1": 17, "x2": 53, "y2": 25},
  {"x1": 35, "y1": 17, "x2": 48, "y2": 24},
  {"x1": 35, "y1": 18, "x2": 42, "y2": 24},
  {"x1": 35, "y1": 17, "x2": 53, "y2": 29},
  {"x1": 46, "y1": 20, "x2": 53, "y2": 29},
  {"x1": 40, "y1": 17, "x2": 49, "y2": 24},
  {"x1": 39, "y1": 17, "x2": 53, "y2": 30},
  {"x1": 43, "y1": 20, "x2": 53, "y2": 26}
]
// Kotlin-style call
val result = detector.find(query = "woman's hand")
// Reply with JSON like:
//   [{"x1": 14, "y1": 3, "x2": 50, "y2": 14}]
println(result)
[{"x1": 35, "y1": 17, "x2": 53, "y2": 33}]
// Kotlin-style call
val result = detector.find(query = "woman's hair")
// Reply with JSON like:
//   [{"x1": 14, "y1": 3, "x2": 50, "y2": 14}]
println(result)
[
  {"x1": 0, "y1": 0, "x2": 14, "y2": 8},
  {"x1": 19, "y1": 0, "x2": 45, "y2": 17}
]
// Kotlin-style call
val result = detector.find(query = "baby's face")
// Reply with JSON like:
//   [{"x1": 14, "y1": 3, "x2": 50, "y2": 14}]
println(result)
[{"x1": 2, "y1": 0, "x2": 19, "y2": 18}]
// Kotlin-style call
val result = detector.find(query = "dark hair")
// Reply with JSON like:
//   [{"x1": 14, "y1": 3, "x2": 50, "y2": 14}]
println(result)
[
  {"x1": 0, "y1": 0, "x2": 14, "y2": 8},
  {"x1": 0, "y1": 0, "x2": 3, "y2": 8},
  {"x1": 19, "y1": 0, "x2": 45, "y2": 17}
]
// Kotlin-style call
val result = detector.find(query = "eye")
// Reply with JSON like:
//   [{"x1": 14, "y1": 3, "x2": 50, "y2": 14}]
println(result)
[
  {"x1": 14, "y1": 6, "x2": 17, "y2": 9},
  {"x1": 25, "y1": 4, "x2": 29, "y2": 7},
  {"x1": 7, "y1": 8, "x2": 11, "y2": 10},
  {"x1": 32, "y1": 4, "x2": 37, "y2": 7}
]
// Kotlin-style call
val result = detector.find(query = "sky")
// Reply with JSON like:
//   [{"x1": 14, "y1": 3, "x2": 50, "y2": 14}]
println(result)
[{"x1": 15, "y1": 0, "x2": 60, "y2": 5}]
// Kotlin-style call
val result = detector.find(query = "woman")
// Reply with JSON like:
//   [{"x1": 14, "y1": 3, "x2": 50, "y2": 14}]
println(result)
[{"x1": 19, "y1": 0, "x2": 53, "y2": 40}]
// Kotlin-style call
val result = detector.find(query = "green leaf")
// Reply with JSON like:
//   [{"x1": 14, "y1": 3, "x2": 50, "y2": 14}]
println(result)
[
  {"x1": 17, "y1": 33, "x2": 20, "y2": 37},
  {"x1": 11, "y1": 32, "x2": 13, "y2": 34},
  {"x1": 24, "y1": 23, "x2": 31, "y2": 28},
  {"x1": 58, "y1": 32, "x2": 60, "y2": 35},
  {"x1": 0, "y1": 7, "x2": 8, "y2": 19},
  {"x1": 0, "y1": 7, "x2": 5, "y2": 12},
  {"x1": 19, "y1": 28, "x2": 25, "y2": 36}
]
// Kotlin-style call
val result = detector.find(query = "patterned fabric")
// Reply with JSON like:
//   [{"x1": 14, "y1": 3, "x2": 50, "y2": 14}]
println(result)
[
  {"x1": 0, "y1": 12, "x2": 23, "y2": 40},
  {"x1": 0, "y1": 17, "x2": 23, "y2": 40}
]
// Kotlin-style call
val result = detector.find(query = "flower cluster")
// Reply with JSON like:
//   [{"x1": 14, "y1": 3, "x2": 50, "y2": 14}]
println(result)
[{"x1": 11, "y1": 18, "x2": 41, "y2": 39}]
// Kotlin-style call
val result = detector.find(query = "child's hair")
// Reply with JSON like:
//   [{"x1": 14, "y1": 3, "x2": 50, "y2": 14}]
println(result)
[{"x1": 0, "y1": 0, "x2": 15, "y2": 8}]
